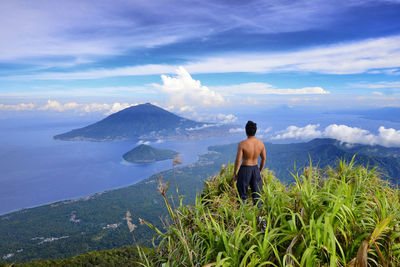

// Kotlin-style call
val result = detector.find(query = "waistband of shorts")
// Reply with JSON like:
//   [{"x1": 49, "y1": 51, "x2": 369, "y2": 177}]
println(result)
[{"x1": 240, "y1": 164, "x2": 258, "y2": 168}]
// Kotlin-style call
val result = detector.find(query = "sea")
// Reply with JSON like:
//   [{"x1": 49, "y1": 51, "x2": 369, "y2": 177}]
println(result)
[
  {"x1": 0, "y1": 115, "x2": 241, "y2": 215},
  {"x1": 1, "y1": 109, "x2": 399, "y2": 215}
]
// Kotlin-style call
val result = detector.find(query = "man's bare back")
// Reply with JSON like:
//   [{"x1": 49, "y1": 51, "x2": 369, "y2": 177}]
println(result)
[{"x1": 234, "y1": 136, "x2": 266, "y2": 180}]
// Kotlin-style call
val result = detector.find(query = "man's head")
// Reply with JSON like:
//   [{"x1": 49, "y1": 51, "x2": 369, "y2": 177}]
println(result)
[{"x1": 245, "y1": 121, "x2": 257, "y2": 136}]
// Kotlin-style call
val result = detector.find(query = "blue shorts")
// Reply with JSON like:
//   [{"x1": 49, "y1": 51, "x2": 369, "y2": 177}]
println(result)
[{"x1": 237, "y1": 165, "x2": 262, "y2": 206}]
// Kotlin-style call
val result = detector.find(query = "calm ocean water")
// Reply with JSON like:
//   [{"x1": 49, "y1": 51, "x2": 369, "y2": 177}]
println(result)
[{"x1": 0, "y1": 116, "x2": 240, "y2": 215}]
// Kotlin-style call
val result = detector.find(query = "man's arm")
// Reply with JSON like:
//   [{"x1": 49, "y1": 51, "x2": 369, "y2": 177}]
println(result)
[
  {"x1": 233, "y1": 142, "x2": 243, "y2": 181},
  {"x1": 259, "y1": 143, "x2": 266, "y2": 173}
]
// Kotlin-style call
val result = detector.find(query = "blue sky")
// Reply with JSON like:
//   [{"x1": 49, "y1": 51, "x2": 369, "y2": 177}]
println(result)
[{"x1": 0, "y1": 0, "x2": 400, "y2": 116}]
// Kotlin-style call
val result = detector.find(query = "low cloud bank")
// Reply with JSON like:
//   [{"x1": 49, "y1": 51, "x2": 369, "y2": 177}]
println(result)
[
  {"x1": 229, "y1": 127, "x2": 271, "y2": 135},
  {"x1": 39, "y1": 100, "x2": 137, "y2": 115},
  {"x1": 0, "y1": 100, "x2": 237, "y2": 125},
  {"x1": 176, "y1": 111, "x2": 237, "y2": 124},
  {"x1": 273, "y1": 124, "x2": 400, "y2": 147},
  {"x1": 0, "y1": 103, "x2": 36, "y2": 111},
  {"x1": 212, "y1": 83, "x2": 329, "y2": 95},
  {"x1": 0, "y1": 100, "x2": 137, "y2": 115}
]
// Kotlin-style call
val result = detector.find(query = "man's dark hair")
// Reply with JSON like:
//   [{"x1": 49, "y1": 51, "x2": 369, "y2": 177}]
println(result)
[{"x1": 245, "y1": 121, "x2": 257, "y2": 136}]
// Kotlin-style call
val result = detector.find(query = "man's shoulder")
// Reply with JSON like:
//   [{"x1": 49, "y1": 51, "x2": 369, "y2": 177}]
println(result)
[
  {"x1": 238, "y1": 139, "x2": 246, "y2": 146},
  {"x1": 254, "y1": 138, "x2": 265, "y2": 147}
]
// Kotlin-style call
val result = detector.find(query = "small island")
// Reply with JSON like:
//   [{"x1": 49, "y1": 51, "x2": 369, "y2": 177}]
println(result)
[{"x1": 123, "y1": 144, "x2": 179, "y2": 163}]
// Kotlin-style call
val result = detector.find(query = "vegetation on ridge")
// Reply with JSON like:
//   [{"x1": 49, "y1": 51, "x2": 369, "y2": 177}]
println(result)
[{"x1": 141, "y1": 158, "x2": 400, "y2": 266}]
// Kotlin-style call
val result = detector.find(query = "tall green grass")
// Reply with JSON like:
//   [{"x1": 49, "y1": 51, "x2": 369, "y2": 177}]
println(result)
[{"x1": 140, "y1": 158, "x2": 400, "y2": 266}]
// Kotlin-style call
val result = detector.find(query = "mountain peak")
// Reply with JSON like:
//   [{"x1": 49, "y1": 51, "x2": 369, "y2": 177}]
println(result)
[
  {"x1": 118, "y1": 103, "x2": 164, "y2": 112},
  {"x1": 54, "y1": 103, "x2": 233, "y2": 141}
]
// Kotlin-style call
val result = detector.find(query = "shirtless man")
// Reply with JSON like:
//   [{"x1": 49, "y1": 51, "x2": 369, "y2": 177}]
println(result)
[{"x1": 233, "y1": 121, "x2": 266, "y2": 206}]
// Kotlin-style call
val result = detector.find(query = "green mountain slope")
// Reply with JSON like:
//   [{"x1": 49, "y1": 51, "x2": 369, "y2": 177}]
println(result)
[
  {"x1": 211, "y1": 138, "x2": 400, "y2": 183},
  {"x1": 1, "y1": 138, "x2": 399, "y2": 263},
  {"x1": 123, "y1": 144, "x2": 178, "y2": 163}
]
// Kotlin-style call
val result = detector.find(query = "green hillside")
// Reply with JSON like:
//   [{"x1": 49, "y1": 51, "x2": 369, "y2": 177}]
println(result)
[
  {"x1": 123, "y1": 144, "x2": 178, "y2": 163},
  {"x1": 142, "y1": 160, "x2": 400, "y2": 266}
]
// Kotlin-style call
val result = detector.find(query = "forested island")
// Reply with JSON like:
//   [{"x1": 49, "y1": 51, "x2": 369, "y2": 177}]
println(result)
[{"x1": 122, "y1": 144, "x2": 178, "y2": 163}]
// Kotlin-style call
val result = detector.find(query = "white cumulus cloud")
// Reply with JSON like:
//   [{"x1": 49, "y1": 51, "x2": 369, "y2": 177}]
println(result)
[
  {"x1": 137, "y1": 140, "x2": 151, "y2": 145},
  {"x1": 377, "y1": 126, "x2": 400, "y2": 147},
  {"x1": 181, "y1": 111, "x2": 238, "y2": 124},
  {"x1": 273, "y1": 124, "x2": 400, "y2": 147},
  {"x1": 274, "y1": 124, "x2": 322, "y2": 140},
  {"x1": 229, "y1": 128, "x2": 243, "y2": 133},
  {"x1": 323, "y1": 124, "x2": 376, "y2": 144},
  {"x1": 105, "y1": 103, "x2": 137, "y2": 115},
  {"x1": 154, "y1": 67, "x2": 226, "y2": 109},
  {"x1": 216, "y1": 113, "x2": 237, "y2": 124}
]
